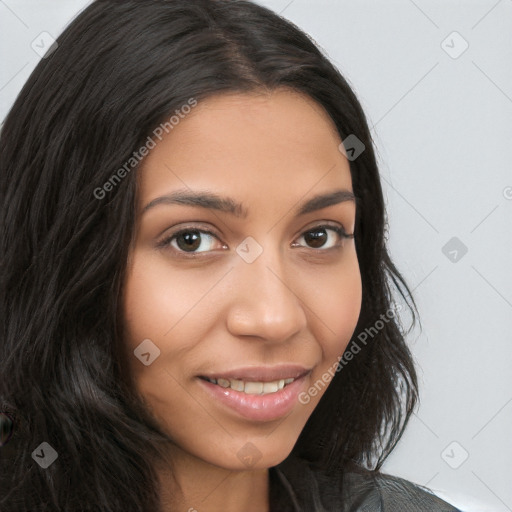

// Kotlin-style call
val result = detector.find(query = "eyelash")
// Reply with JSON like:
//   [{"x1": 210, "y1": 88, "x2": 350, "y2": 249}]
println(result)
[{"x1": 156, "y1": 223, "x2": 354, "y2": 257}]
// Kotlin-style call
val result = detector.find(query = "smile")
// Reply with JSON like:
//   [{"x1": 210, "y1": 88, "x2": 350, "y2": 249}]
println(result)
[
  {"x1": 201, "y1": 376, "x2": 296, "y2": 395},
  {"x1": 197, "y1": 365, "x2": 312, "y2": 422}
]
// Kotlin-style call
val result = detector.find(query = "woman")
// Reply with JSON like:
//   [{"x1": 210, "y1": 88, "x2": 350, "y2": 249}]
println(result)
[{"x1": 0, "y1": 0, "x2": 462, "y2": 510}]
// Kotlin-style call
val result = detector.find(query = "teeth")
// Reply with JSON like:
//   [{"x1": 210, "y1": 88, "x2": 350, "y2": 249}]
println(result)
[
  {"x1": 230, "y1": 379, "x2": 244, "y2": 391},
  {"x1": 262, "y1": 381, "x2": 278, "y2": 393},
  {"x1": 244, "y1": 382, "x2": 263, "y2": 394},
  {"x1": 204, "y1": 376, "x2": 295, "y2": 394},
  {"x1": 217, "y1": 378, "x2": 230, "y2": 388}
]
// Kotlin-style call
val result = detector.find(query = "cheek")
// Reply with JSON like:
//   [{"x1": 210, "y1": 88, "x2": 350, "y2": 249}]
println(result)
[
  {"x1": 312, "y1": 251, "x2": 362, "y2": 357},
  {"x1": 302, "y1": 251, "x2": 362, "y2": 400},
  {"x1": 333, "y1": 261, "x2": 362, "y2": 353},
  {"x1": 121, "y1": 252, "x2": 192, "y2": 389},
  {"x1": 123, "y1": 252, "x2": 207, "y2": 348},
  {"x1": 121, "y1": 254, "x2": 208, "y2": 422}
]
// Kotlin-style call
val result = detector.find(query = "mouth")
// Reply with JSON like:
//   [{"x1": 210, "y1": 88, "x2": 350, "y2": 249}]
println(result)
[
  {"x1": 199, "y1": 376, "x2": 297, "y2": 395},
  {"x1": 196, "y1": 364, "x2": 312, "y2": 421}
]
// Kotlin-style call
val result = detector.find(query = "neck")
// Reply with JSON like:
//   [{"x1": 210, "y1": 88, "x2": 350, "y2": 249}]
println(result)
[{"x1": 157, "y1": 446, "x2": 270, "y2": 512}]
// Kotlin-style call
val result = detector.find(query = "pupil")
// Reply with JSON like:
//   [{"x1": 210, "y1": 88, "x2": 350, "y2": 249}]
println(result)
[
  {"x1": 177, "y1": 231, "x2": 201, "y2": 251},
  {"x1": 304, "y1": 229, "x2": 327, "y2": 248}
]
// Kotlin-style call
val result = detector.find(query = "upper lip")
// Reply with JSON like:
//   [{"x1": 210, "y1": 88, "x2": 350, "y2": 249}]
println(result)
[{"x1": 199, "y1": 364, "x2": 311, "y2": 382}]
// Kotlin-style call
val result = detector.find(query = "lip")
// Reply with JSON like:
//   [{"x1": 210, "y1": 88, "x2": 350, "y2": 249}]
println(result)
[
  {"x1": 198, "y1": 363, "x2": 311, "y2": 382},
  {"x1": 197, "y1": 371, "x2": 310, "y2": 422}
]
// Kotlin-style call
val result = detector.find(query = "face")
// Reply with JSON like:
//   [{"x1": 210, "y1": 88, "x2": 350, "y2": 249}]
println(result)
[{"x1": 122, "y1": 88, "x2": 362, "y2": 471}]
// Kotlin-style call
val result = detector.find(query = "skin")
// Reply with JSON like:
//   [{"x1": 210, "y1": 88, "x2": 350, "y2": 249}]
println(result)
[{"x1": 122, "y1": 87, "x2": 362, "y2": 512}]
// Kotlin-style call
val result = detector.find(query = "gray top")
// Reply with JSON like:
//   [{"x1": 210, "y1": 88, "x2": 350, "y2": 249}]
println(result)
[{"x1": 269, "y1": 455, "x2": 462, "y2": 511}]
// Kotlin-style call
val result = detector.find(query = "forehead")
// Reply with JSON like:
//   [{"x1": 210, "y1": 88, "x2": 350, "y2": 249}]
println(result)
[
  {"x1": 166, "y1": 88, "x2": 342, "y2": 154},
  {"x1": 137, "y1": 88, "x2": 352, "y2": 209}
]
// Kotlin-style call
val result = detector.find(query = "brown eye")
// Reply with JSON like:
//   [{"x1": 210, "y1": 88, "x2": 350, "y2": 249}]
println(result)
[
  {"x1": 158, "y1": 228, "x2": 222, "y2": 254},
  {"x1": 294, "y1": 225, "x2": 352, "y2": 250},
  {"x1": 303, "y1": 228, "x2": 328, "y2": 249},
  {"x1": 175, "y1": 230, "x2": 202, "y2": 252}
]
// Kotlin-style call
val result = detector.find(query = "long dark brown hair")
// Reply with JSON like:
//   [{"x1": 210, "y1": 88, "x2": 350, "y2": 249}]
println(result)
[{"x1": 0, "y1": 1, "x2": 418, "y2": 510}]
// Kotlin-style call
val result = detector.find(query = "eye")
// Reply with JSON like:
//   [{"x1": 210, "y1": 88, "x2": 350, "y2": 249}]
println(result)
[
  {"x1": 157, "y1": 227, "x2": 225, "y2": 254},
  {"x1": 157, "y1": 223, "x2": 354, "y2": 257},
  {"x1": 292, "y1": 224, "x2": 353, "y2": 250}
]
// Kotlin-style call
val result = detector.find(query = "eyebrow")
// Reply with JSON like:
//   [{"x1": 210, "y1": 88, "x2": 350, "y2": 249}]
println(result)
[{"x1": 141, "y1": 188, "x2": 355, "y2": 218}]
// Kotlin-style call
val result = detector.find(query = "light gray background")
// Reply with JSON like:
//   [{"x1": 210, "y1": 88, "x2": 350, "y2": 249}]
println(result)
[{"x1": 1, "y1": 1, "x2": 511, "y2": 511}]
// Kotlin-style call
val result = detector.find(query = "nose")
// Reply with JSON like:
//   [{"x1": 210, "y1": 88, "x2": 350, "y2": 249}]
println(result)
[{"x1": 225, "y1": 247, "x2": 308, "y2": 343}]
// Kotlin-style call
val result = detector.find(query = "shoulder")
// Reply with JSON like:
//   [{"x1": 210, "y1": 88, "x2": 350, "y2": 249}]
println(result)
[
  {"x1": 273, "y1": 455, "x2": 462, "y2": 512},
  {"x1": 341, "y1": 470, "x2": 462, "y2": 511}
]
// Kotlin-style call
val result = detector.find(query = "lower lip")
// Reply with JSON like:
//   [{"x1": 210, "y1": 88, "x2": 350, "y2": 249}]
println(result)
[{"x1": 197, "y1": 374, "x2": 309, "y2": 422}]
